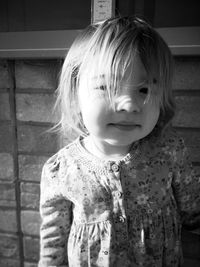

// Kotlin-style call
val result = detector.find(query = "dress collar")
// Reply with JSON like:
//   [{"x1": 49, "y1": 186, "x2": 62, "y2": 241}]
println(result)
[{"x1": 68, "y1": 136, "x2": 144, "y2": 174}]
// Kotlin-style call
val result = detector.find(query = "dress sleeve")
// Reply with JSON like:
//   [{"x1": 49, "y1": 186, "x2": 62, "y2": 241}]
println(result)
[
  {"x1": 38, "y1": 154, "x2": 72, "y2": 267},
  {"x1": 172, "y1": 137, "x2": 200, "y2": 229}
]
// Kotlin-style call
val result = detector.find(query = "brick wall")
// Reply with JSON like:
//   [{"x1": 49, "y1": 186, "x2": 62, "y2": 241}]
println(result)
[
  {"x1": 0, "y1": 57, "x2": 200, "y2": 267},
  {"x1": 172, "y1": 57, "x2": 200, "y2": 267},
  {"x1": 0, "y1": 59, "x2": 61, "y2": 267}
]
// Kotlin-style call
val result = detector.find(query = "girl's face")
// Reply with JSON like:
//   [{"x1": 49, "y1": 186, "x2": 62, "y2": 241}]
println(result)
[{"x1": 78, "y1": 54, "x2": 160, "y2": 157}]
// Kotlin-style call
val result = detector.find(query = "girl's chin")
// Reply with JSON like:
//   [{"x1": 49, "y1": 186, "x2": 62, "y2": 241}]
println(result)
[{"x1": 104, "y1": 137, "x2": 140, "y2": 147}]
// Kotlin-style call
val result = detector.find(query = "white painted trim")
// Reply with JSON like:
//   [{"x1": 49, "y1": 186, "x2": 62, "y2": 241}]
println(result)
[
  {"x1": 0, "y1": 27, "x2": 199, "y2": 58},
  {"x1": 157, "y1": 27, "x2": 200, "y2": 56},
  {"x1": 0, "y1": 30, "x2": 82, "y2": 58}
]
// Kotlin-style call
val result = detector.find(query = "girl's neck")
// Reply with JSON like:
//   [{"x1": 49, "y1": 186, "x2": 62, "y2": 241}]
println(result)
[{"x1": 83, "y1": 135, "x2": 131, "y2": 161}]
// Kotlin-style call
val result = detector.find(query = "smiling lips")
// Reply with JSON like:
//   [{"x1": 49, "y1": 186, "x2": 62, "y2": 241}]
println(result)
[{"x1": 109, "y1": 122, "x2": 141, "y2": 131}]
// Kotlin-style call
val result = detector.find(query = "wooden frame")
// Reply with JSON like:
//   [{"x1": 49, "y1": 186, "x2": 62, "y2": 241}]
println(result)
[
  {"x1": 91, "y1": 0, "x2": 116, "y2": 24},
  {"x1": 0, "y1": 30, "x2": 81, "y2": 59},
  {"x1": 0, "y1": 26, "x2": 199, "y2": 58},
  {"x1": 157, "y1": 27, "x2": 200, "y2": 56}
]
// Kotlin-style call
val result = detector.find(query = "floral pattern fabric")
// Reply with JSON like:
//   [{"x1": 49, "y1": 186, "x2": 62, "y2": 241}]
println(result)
[{"x1": 39, "y1": 126, "x2": 200, "y2": 267}]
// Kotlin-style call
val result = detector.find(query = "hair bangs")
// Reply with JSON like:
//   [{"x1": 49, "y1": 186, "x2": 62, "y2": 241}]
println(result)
[
  {"x1": 134, "y1": 27, "x2": 175, "y2": 119},
  {"x1": 78, "y1": 25, "x2": 138, "y2": 106}
]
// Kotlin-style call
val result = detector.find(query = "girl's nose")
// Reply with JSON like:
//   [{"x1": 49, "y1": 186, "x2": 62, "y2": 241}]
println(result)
[{"x1": 115, "y1": 95, "x2": 141, "y2": 113}]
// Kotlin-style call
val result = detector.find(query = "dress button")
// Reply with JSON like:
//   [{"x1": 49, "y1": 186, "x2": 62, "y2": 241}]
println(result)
[
  {"x1": 111, "y1": 163, "x2": 119, "y2": 172},
  {"x1": 116, "y1": 191, "x2": 123, "y2": 198},
  {"x1": 113, "y1": 214, "x2": 126, "y2": 223},
  {"x1": 119, "y1": 215, "x2": 126, "y2": 223}
]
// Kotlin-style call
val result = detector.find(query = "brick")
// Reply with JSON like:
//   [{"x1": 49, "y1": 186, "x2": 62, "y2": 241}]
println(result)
[
  {"x1": 173, "y1": 57, "x2": 200, "y2": 90},
  {"x1": 0, "y1": 259, "x2": 20, "y2": 267},
  {"x1": 173, "y1": 96, "x2": 200, "y2": 128},
  {"x1": 0, "y1": 93, "x2": 11, "y2": 120},
  {"x1": 0, "y1": 153, "x2": 14, "y2": 180},
  {"x1": 0, "y1": 123, "x2": 13, "y2": 152},
  {"x1": 24, "y1": 262, "x2": 38, "y2": 267},
  {"x1": 0, "y1": 209, "x2": 17, "y2": 232},
  {"x1": 23, "y1": 236, "x2": 39, "y2": 261},
  {"x1": 21, "y1": 210, "x2": 40, "y2": 236},
  {"x1": 176, "y1": 129, "x2": 200, "y2": 163},
  {"x1": 182, "y1": 229, "x2": 200, "y2": 259},
  {"x1": 17, "y1": 124, "x2": 59, "y2": 154},
  {"x1": 194, "y1": 166, "x2": 200, "y2": 174},
  {"x1": 183, "y1": 259, "x2": 200, "y2": 267},
  {"x1": 0, "y1": 181, "x2": 16, "y2": 207},
  {"x1": 0, "y1": 60, "x2": 10, "y2": 89},
  {"x1": 21, "y1": 182, "x2": 40, "y2": 210},
  {"x1": 0, "y1": 233, "x2": 19, "y2": 258},
  {"x1": 18, "y1": 155, "x2": 48, "y2": 182},
  {"x1": 15, "y1": 60, "x2": 60, "y2": 90},
  {"x1": 16, "y1": 93, "x2": 57, "y2": 123}
]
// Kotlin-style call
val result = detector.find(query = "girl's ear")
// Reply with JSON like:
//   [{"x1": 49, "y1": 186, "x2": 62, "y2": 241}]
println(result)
[
  {"x1": 78, "y1": 111, "x2": 89, "y2": 136},
  {"x1": 75, "y1": 94, "x2": 81, "y2": 114}
]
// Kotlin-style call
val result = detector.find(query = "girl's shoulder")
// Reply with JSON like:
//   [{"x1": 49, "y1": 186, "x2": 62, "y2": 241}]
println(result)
[
  {"x1": 42, "y1": 139, "x2": 78, "y2": 177},
  {"x1": 147, "y1": 124, "x2": 187, "y2": 153},
  {"x1": 161, "y1": 125, "x2": 186, "y2": 149}
]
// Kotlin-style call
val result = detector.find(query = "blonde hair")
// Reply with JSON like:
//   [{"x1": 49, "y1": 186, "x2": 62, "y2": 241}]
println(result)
[
  {"x1": 55, "y1": 16, "x2": 175, "y2": 140},
  {"x1": 54, "y1": 24, "x2": 98, "y2": 140}
]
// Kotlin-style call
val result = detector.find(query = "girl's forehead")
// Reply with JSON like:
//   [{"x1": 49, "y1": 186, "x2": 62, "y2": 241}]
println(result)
[
  {"x1": 122, "y1": 56, "x2": 147, "y2": 82},
  {"x1": 92, "y1": 55, "x2": 148, "y2": 83},
  {"x1": 80, "y1": 51, "x2": 151, "y2": 88}
]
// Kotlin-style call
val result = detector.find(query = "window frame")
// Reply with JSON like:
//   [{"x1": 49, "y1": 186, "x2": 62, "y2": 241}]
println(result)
[{"x1": 0, "y1": 27, "x2": 199, "y2": 58}]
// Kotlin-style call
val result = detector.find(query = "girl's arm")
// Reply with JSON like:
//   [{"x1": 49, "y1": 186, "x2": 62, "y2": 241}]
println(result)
[
  {"x1": 38, "y1": 155, "x2": 72, "y2": 267},
  {"x1": 172, "y1": 137, "x2": 200, "y2": 229}
]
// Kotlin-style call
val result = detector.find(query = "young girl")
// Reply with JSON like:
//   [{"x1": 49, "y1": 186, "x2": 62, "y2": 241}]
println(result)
[{"x1": 39, "y1": 16, "x2": 200, "y2": 267}]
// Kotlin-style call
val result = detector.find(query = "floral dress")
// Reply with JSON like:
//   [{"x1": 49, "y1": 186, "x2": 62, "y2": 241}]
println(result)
[{"x1": 39, "y1": 126, "x2": 200, "y2": 267}]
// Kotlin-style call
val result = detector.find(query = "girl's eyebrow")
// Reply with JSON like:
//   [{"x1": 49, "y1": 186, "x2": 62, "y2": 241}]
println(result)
[
  {"x1": 91, "y1": 74, "x2": 105, "y2": 81},
  {"x1": 137, "y1": 79, "x2": 149, "y2": 85},
  {"x1": 122, "y1": 79, "x2": 149, "y2": 87}
]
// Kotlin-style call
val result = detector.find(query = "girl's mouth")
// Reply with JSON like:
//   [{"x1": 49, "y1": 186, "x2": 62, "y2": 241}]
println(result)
[{"x1": 109, "y1": 123, "x2": 141, "y2": 131}]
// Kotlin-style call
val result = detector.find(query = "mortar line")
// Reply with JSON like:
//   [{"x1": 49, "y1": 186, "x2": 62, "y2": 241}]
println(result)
[{"x1": 8, "y1": 60, "x2": 24, "y2": 267}]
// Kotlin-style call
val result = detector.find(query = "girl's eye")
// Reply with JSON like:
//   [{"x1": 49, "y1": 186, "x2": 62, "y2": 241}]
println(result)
[
  {"x1": 94, "y1": 85, "x2": 106, "y2": 91},
  {"x1": 139, "y1": 87, "x2": 149, "y2": 95}
]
